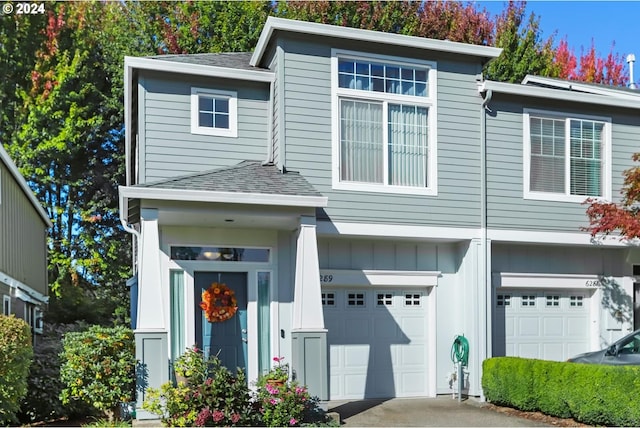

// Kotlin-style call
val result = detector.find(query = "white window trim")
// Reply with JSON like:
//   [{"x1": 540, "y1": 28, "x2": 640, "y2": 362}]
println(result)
[
  {"x1": 3, "y1": 295, "x2": 10, "y2": 315},
  {"x1": 331, "y1": 49, "x2": 438, "y2": 196},
  {"x1": 190, "y1": 87, "x2": 238, "y2": 138},
  {"x1": 523, "y1": 108, "x2": 612, "y2": 203}
]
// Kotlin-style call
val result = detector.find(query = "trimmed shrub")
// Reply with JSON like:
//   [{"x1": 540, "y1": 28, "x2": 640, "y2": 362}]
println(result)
[
  {"x1": 0, "y1": 315, "x2": 33, "y2": 425},
  {"x1": 483, "y1": 357, "x2": 640, "y2": 426},
  {"x1": 18, "y1": 322, "x2": 93, "y2": 424},
  {"x1": 59, "y1": 325, "x2": 135, "y2": 422}
]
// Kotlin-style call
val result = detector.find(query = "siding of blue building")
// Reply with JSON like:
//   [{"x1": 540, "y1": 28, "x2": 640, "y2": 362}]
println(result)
[
  {"x1": 138, "y1": 71, "x2": 271, "y2": 183},
  {"x1": 485, "y1": 95, "x2": 640, "y2": 232}
]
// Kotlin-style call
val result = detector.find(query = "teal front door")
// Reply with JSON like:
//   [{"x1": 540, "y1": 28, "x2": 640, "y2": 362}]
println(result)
[{"x1": 195, "y1": 272, "x2": 248, "y2": 372}]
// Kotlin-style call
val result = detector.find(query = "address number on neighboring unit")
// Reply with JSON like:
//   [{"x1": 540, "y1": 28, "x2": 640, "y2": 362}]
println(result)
[
  {"x1": 320, "y1": 274, "x2": 333, "y2": 283},
  {"x1": 585, "y1": 280, "x2": 601, "y2": 287}
]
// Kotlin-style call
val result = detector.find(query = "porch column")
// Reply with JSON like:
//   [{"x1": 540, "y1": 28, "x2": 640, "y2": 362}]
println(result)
[
  {"x1": 291, "y1": 215, "x2": 328, "y2": 401},
  {"x1": 135, "y1": 209, "x2": 168, "y2": 420}
]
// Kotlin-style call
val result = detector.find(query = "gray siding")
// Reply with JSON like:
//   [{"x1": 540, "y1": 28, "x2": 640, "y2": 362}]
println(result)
[
  {"x1": 279, "y1": 35, "x2": 484, "y2": 228},
  {"x1": 139, "y1": 71, "x2": 271, "y2": 183},
  {"x1": 0, "y1": 164, "x2": 48, "y2": 295},
  {"x1": 486, "y1": 96, "x2": 640, "y2": 232}
]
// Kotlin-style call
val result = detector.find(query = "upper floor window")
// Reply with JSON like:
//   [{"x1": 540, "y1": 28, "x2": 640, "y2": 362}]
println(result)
[
  {"x1": 332, "y1": 50, "x2": 437, "y2": 195},
  {"x1": 524, "y1": 110, "x2": 611, "y2": 202},
  {"x1": 191, "y1": 88, "x2": 237, "y2": 137}
]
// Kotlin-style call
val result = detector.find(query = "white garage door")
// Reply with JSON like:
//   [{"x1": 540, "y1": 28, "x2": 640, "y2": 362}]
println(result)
[
  {"x1": 323, "y1": 288, "x2": 428, "y2": 400},
  {"x1": 494, "y1": 290, "x2": 590, "y2": 361}
]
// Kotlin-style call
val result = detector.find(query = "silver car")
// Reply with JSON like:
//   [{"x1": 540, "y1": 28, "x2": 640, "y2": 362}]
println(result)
[{"x1": 569, "y1": 329, "x2": 640, "y2": 365}]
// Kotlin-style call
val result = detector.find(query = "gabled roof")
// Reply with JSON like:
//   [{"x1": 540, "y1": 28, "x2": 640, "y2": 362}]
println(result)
[
  {"x1": 0, "y1": 144, "x2": 52, "y2": 228},
  {"x1": 522, "y1": 75, "x2": 640, "y2": 100},
  {"x1": 120, "y1": 161, "x2": 327, "y2": 208},
  {"x1": 250, "y1": 16, "x2": 503, "y2": 68}
]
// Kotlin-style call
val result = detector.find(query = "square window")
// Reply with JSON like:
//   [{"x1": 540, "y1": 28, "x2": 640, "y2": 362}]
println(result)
[
  {"x1": 497, "y1": 294, "x2": 511, "y2": 307},
  {"x1": 546, "y1": 295, "x2": 560, "y2": 307},
  {"x1": 191, "y1": 88, "x2": 237, "y2": 137},
  {"x1": 570, "y1": 296, "x2": 584, "y2": 307},
  {"x1": 347, "y1": 292, "x2": 365, "y2": 307},
  {"x1": 322, "y1": 292, "x2": 336, "y2": 307},
  {"x1": 404, "y1": 293, "x2": 421, "y2": 307},
  {"x1": 377, "y1": 293, "x2": 393, "y2": 306},
  {"x1": 521, "y1": 295, "x2": 536, "y2": 307}
]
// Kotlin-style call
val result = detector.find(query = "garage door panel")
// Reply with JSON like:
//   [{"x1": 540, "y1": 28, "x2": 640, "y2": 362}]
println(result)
[
  {"x1": 567, "y1": 317, "x2": 588, "y2": 335},
  {"x1": 517, "y1": 317, "x2": 540, "y2": 336},
  {"x1": 517, "y1": 343, "x2": 540, "y2": 358},
  {"x1": 344, "y1": 345, "x2": 370, "y2": 368},
  {"x1": 374, "y1": 317, "x2": 398, "y2": 338},
  {"x1": 543, "y1": 343, "x2": 563, "y2": 360},
  {"x1": 345, "y1": 374, "x2": 368, "y2": 396},
  {"x1": 543, "y1": 317, "x2": 564, "y2": 336},
  {"x1": 399, "y1": 344, "x2": 426, "y2": 365},
  {"x1": 400, "y1": 317, "x2": 426, "y2": 341}
]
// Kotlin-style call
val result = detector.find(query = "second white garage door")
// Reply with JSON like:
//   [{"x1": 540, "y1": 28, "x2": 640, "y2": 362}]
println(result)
[
  {"x1": 322, "y1": 288, "x2": 429, "y2": 400},
  {"x1": 494, "y1": 289, "x2": 591, "y2": 361}
]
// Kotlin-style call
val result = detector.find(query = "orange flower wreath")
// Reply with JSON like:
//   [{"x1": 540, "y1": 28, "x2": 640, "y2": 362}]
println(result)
[{"x1": 200, "y1": 282, "x2": 238, "y2": 323}]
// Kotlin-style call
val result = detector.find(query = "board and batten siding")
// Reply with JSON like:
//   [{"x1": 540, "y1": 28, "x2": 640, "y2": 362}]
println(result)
[
  {"x1": 278, "y1": 36, "x2": 484, "y2": 228},
  {"x1": 485, "y1": 96, "x2": 640, "y2": 232},
  {"x1": 0, "y1": 165, "x2": 48, "y2": 295},
  {"x1": 139, "y1": 71, "x2": 271, "y2": 184}
]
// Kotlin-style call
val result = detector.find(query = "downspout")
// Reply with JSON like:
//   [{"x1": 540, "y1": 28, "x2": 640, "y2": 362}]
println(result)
[
  {"x1": 119, "y1": 191, "x2": 140, "y2": 269},
  {"x1": 262, "y1": 78, "x2": 276, "y2": 165},
  {"x1": 480, "y1": 87, "x2": 492, "y2": 401}
]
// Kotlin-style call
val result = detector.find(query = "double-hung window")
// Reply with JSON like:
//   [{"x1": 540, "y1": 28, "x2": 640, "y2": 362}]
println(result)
[
  {"x1": 191, "y1": 88, "x2": 237, "y2": 137},
  {"x1": 332, "y1": 50, "x2": 437, "y2": 195},
  {"x1": 524, "y1": 109, "x2": 611, "y2": 202}
]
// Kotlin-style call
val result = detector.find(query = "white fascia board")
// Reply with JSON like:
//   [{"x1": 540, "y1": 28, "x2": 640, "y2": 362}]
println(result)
[
  {"x1": 480, "y1": 80, "x2": 640, "y2": 110},
  {"x1": 124, "y1": 61, "x2": 133, "y2": 186},
  {"x1": 494, "y1": 272, "x2": 603, "y2": 289},
  {"x1": 250, "y1": 16, "x2": 502, "y2": 67},
  {"x1": 0, "y1": 144, "x2": 52, "y2": 228},
  {"x1": 522, "y1": 75, "x2": 640, "y2": 100},
  {"x1": 124, "y1": 56, "x2": 275, "y2": 83},
  {"x1": 0, "y1": 270, "x2": 48, "y2": 304},
  {"x1": 119, "y1": 185, "x2": 328, "y2": 208},
  {"x1": 316, "y1": 220, "x2": 480, "y2": 240},
  {"x1": 319, "y1": 268, "x2": 441, "y2": 287},
  {"x1": 487, "y1": 228, "x2": 629, "y2": 247}
]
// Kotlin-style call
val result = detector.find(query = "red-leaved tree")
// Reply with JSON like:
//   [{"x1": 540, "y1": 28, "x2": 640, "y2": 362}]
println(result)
[
  {"x1": 584, "y1": 153, "x2": 640, "y2": 240},
  {"x1": 553, "y1": 37, "x2": 628, "y2": 86}
]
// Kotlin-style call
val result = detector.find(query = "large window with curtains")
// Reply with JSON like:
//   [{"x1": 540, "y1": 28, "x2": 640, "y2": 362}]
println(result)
[
  {"x1": 332, "y1": 51, "x2": 437, "y2": 195},
  {"x1": 524, "y1": 109, "x2": 611, "y2": 202}
]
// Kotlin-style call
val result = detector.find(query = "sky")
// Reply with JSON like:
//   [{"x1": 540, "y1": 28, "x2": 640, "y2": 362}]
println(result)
[{"x1": 478, "y1": 1, "x2": 640, "y2": 82}]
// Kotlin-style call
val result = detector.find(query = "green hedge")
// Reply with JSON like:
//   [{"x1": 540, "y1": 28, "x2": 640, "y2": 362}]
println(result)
[
  {"x1": 0, "y1": 315, "x2": 33, "y2": 426},
  {"x1": 483, "y1": 357, "x2": 640, "y2": 426}
]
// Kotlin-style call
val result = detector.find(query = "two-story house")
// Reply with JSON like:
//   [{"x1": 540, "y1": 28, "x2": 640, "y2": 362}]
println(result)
[
  {"x1": 119, "y1": 17, "x2": 640, "y2": 418},
  {"x1": 0, "y1": 143, "x2": 52, "y2": 337}
]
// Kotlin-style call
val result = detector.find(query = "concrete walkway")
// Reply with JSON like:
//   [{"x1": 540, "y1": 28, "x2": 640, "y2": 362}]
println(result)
[{"x1": 327, "y1": 396, "x2": 551, "y2": 427}]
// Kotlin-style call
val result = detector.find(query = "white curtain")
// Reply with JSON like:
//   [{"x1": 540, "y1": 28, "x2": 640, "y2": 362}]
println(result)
[
  {"x1": 530, "y1": 117, "x2": 565, "y2": 193},
  {"x1": 340, "y1": 99, "x2": 383, "y2": 183},
  {"x1": 388, "y1": 104, "x2": 428, "y2": 187}
]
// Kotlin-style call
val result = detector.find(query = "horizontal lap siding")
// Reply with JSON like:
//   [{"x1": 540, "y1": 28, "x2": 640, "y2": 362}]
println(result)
[
  {"x1": 281, "y1": 37, "x2": 482, "y2": 228},
  {"x1": 0, "y1": 166, "x2": 48, "y2": 295},
  {"x1": 486, "y1": 98, "x2": 640, "y2": 232},
  {"x1": 141, "y1": 73, "x2": 270, "y2": 183}
]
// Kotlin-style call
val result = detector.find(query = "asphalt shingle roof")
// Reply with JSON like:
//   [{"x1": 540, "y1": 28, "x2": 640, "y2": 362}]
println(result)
[
  {"x1": 136, "y1": 161, "x2": 323, "y2": 197},
  {"x1": 147, "y1": 52, "x2": 269, "y2": 72}
]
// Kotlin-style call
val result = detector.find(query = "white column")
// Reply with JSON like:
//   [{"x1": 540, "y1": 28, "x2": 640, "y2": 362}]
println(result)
[
  {"x1": 137, "y1": 209, "x2": 165, "y2": 330},
  {"x1": 292, "y1": 216, "x2": 325, "y2": 331}
]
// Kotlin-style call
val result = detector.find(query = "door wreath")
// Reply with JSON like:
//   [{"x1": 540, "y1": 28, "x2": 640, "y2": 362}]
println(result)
[{"x1": 200, "y1": 282, "x2": 238, "y2": 322}]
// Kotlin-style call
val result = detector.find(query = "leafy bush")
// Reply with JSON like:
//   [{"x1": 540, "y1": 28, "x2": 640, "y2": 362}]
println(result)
[
  {"x1": 0, "y1": 315, "x2": 33, "y2": 425},
  {"x1": 59, "y1": 325, "x2": 135, "y2": 421},
  {"x1": 144, "y1": 355, "x2": 258, "y2": 427},
  {"x1": 19, "y1": 322, "x2": 94, "y2": 424},
  {"x1": 144, "y1": 352, "x2": 333, "y2": 427},
  {"x1": 483, "y1": 357, "x2": 640, "y2": 426},
  {"x1": 173, "y1": 345, "x2": 208, "y2": 384}
]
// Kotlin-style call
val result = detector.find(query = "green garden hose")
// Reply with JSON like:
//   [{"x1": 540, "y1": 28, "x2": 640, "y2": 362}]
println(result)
[{"x1": 451, "y1": 335, "x2": 469, "y2": 367}]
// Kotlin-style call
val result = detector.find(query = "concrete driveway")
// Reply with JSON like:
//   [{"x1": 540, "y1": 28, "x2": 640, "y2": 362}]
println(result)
[{"x1": 327, "y1": 396, "x2": 551, "y2": 427}]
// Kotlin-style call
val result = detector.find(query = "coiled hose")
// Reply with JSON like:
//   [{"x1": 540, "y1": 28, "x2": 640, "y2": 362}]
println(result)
[{"x1": 451, "y1": 335, "x2": 469, "y2": 367}]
